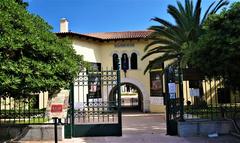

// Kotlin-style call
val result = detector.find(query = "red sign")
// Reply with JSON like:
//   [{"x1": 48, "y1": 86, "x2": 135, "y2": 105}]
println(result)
[{"x1": 51, "y1": 104, "x2": 63, "y2": 113}]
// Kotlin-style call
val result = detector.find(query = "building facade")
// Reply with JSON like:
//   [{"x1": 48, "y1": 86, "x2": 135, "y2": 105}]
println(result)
[{"x1": 57, "y1": 18, "x2": 165, "y2": 113}]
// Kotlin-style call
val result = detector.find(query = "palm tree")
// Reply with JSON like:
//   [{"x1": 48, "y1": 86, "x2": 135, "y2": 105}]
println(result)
[{"x1": 142, "y1": 0, "x2": 228, "y2": 73}]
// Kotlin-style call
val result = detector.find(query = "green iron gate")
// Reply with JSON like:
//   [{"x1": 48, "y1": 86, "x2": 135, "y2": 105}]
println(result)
[{"x1": 65, "y1": 67, "x2": 122, "y2": 137}]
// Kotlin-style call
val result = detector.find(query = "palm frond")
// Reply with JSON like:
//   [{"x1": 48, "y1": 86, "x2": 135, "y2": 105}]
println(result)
[
  {"x1": 194, "y1": 0, "x2": 201, "y2": 26},
  {"x1": 177, "y1": 1, "x2": 186, "y2": 14},
  {"x1": 210, "y1": 0, "x2": 229, "y2": 14},
  {"x1": 143, "y1": 0, "x2": 228, "y2": 75},
  {"x1": 141, "y1": 46, "x2": 177, "y2": 61},
  {"x1": 149, "y1": 26, "x2": 182, "y2": 43},
  {"x1": 185, "y1": 0, "x2": 194, "y2": 18},
  {"x1": 201, "y1": 1, "x2": 216, "y2": 24},
  {"x1": 190, "y1": 0, "x2": 194, "y2": 15},
  {"x1": 168, "y1": 27, "x2": 186, "y2": 42},
  {"x1": 152, "y1": 18, "x2": 183, "y2": 40},
  {"x1": 188, "y1": 28, "x2": 198, "y2": 41},
  {"x1": 144, "y1": 39, "x2": 170, "y2": 51},
  {"x1": 151, "y1": 17, "x2": 174, "y2": 29},
  {"x1": 144, "y1": 36, "x2": 181, "y2": 52},
  {"x1": 167, "y1": 5, "x2": 186, "y2": 30},
  {"x1": 143, "y1": 54, "x2": 178, "y2": 74},
  {"x1": 150, "y1": 26, "x2": 185, "y2": 43},
  {"x1": 147, "y1": 45, "x2": 178, "y2": 53},
  {"x1": 141, "y1": 50, "x2": 165, "y2": 61},
  {"x1": 149, "y1": 37, "x2": 181, "y2": 48},
  {"x1": 201, "y1": 0, "x2": 228, "y2": 25}
]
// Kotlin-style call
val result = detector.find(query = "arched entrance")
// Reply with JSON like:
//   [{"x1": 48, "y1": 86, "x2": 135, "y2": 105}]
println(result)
[{"x1": 109, "y1": 82, "x2": 143, "y2": 112}]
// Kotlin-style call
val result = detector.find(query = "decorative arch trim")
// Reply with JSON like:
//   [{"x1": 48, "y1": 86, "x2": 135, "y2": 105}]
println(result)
[
  {"x1": 130, "y1": 50, "x2": 140, "y2": 56},
  {"x1": 110, "y1": 51, "x2": 120, "y2": 56},
  {"x1": 108, "y1": 77, "x2": 149, "y2": 112},
  {"x1": 121, "y1": 77, "x2": 148, "y2": 100}
]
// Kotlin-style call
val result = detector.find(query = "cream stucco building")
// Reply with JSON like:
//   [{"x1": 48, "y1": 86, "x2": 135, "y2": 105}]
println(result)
[{"x1": 57, "y1": 18, "x2": 165, "y2": 113}]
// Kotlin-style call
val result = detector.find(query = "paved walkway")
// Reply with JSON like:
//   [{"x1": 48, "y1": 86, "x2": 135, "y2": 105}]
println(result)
[{"x1": 22, "y1": 112, "x2": 240, "y2": 143}]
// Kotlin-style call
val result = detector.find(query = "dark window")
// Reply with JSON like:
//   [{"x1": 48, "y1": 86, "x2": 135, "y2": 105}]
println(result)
[
  {"x1": 131, "y1": 53, "x2": 138, "y2": 69},
  {"x1": 189, "y1": 80, "x2": 201, "y2": 88},
  {"x1": 217, "y1": 88, "x2": 230, "y2": 103},
  {"x1": 112, "y1": 54, "x2": 118, "y2": 70},
  {"x1": 121, "y1": 53, "x2": 129, "y2": 70}
]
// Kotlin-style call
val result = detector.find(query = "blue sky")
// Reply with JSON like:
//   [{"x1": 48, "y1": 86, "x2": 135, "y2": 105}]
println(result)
[{"x1": 24, "y1": 0, "x2": 238, "y2": 33}]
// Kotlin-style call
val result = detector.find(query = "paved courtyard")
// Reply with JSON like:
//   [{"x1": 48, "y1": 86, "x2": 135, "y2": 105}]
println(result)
[{"x1": 22, "y1": 112, "x2": 240, "y2": 143}]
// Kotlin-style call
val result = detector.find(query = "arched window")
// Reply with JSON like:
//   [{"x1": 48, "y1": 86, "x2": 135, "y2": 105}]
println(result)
[
  {"x1": 131, "y1": 53, "x2": 138, "y2": 69},
  {"x1": 112, "y1": 54, "x2": 118, "y2": 70},
  {"x1": 121, "y1": 53, "x2": 129, "y2": 70}
]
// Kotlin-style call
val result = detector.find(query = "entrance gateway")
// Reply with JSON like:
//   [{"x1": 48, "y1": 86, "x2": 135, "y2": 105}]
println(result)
[
  {"x1": 64, "y1": 67, "x2": 169, "y2": 137},
  {"x1": 110, "y1": 82, "x2": 143, "y2": 112},
  {"x1": 65, "y1": 68, "x2": 122, "y2": 137}
]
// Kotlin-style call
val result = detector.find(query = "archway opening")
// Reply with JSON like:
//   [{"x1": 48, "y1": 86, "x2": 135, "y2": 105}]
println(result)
[{"x1": 109, "y1": 82, "x2": 143, "y2": 112}]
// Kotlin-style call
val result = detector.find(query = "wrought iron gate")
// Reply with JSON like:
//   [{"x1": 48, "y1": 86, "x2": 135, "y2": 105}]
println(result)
[{"x1": 65, "y1": 68, "x2": 122, "y2": 137}]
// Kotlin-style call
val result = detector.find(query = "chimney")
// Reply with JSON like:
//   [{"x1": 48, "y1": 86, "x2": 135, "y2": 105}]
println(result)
[{"x1": 60, "y1": 18, "x2": 69, "y2": 32}]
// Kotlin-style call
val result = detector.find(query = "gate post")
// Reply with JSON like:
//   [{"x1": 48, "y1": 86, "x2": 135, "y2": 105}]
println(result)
[
  {"x1": 177, "y1": 56, "x2": 184, "y2": 121},
  {"x1": 117, "y1": 59, "x2": 122, "y2": 136},
  {"x1": 165, "y1": 68, "x2": 171, "y2": 135},
  {"x1": 70, "y1": 82, "x2": 74, "y2": 136},
  {"x1": 165, "y1": 67, "x2": 178, "y2": 135},
  {"x1": 64, "y1": 82, "x2": 74, "y2": 138}
]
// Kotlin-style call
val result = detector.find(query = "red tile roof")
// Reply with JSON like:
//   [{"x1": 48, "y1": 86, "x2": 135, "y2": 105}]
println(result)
[
  {"x1": 84, "y1": 30, "x2": 153, "y2": 40},
  {"x1": 56, "y1": 30, "x2": 153, "y2": 40}
]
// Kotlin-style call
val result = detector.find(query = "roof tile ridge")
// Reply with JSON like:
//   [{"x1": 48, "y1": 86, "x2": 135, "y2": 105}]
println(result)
[{"x1": 84, "y1": 30, "x2": 152, "y2": 35}]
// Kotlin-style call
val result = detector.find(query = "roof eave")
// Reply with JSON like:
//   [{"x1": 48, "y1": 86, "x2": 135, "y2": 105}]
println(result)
[
  {"x1": 56, "y1": 32, "x2": 103, "y2": 41},
  {"x1": 55, "y1": 32, "x2": 151, "y2": 41}
]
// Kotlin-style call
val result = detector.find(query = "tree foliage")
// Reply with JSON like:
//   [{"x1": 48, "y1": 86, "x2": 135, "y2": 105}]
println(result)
[
  {"x1": 15, "y1": 0, "x2": 28, "y2": 7},
  {"x1": 141, "y1": 0, "x2": 228, "y2": 74},
  {"x1": 0, "y1": 0, "x2": 84, "y2": 97},
  {"x1": 188, "y1": 2, "x2": 240, "y2": 89}
]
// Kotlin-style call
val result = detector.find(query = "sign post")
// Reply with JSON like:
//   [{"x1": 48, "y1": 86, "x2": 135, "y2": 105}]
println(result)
[
  {"x1": 46, "y1": 90, "x2": 69, "y2": 142},
  {"x1": 51, "y1": 104, "x2": 64, "y2": 143},
  {"x1": 52, "y1": 117, "x2": 58, "y2": 143}
]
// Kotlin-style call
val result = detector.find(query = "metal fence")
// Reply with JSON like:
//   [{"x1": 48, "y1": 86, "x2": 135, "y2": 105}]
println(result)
[
  {"x1": 183, "y1": 79, "x2": 240, "y2": 120},
  {"x1": 0, "y1": 92, "x2": 52, "y2": 125}
]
